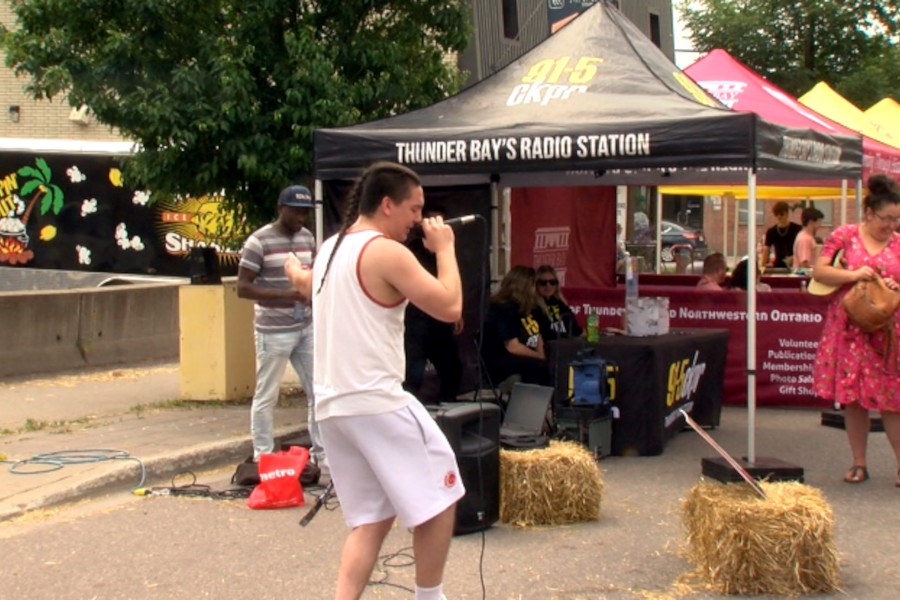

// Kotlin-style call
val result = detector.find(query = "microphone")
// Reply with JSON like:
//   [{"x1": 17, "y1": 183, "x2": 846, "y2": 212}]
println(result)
[
  {"x1": 408, "y1": 214, "x2": 479, "y2": 240},
  {"x1": 442, "y1": 214, "x2": 478, "y2": 227}
]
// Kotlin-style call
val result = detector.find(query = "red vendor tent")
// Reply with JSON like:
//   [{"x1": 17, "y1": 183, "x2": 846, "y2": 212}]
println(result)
[{"x1": 685, "y1": 49, "x2": 900, "y2": 182}]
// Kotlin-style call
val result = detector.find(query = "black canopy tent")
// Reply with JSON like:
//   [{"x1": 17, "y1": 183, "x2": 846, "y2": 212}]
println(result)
[
  {"x1": 311, "y1": 0, "x2": 863, "y2": 461},
  {"x1": 314, "y1": 1, "x2": 861, "y2": 186}
]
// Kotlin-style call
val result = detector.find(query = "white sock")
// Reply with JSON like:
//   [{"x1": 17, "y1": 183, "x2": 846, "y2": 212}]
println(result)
[{"x1": 414, "y1": 584, "x2": 443, "y2": 600}]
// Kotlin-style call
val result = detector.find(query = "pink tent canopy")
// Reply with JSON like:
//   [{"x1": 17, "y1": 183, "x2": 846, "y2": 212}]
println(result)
[{"x1": 685, "y1": 49, "x2": 900, "y2": 181}]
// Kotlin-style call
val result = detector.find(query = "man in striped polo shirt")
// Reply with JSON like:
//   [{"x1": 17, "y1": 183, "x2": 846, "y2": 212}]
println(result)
[{"x1": 237, "y1": 185, "x2": 323, "y2": 465}]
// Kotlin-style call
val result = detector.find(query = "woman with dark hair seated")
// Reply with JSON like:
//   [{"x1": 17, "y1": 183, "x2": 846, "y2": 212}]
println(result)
[
  {"x1": 728, "y1": 257, "x2": 772, "y2": 292},
  {"x1": 480, "y1": 265, "x2": 552, "y2": 387}
]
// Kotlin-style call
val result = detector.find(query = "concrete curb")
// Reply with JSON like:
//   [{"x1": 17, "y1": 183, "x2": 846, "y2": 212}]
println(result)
[{"x1": 0, "y1": 425, "x2": 304, "y2": 523}]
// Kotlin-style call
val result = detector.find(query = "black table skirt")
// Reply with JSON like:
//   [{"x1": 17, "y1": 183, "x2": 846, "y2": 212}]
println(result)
[{"x1": 548, "y1": 328, "x2": 729, "y2": 456}]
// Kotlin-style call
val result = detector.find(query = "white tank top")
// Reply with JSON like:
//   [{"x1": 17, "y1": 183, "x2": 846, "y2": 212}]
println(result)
[{"x1": 312, "y1": 229, "x2": 412, "y2": 419}]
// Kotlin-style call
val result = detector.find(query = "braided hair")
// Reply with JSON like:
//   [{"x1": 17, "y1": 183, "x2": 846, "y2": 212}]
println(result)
[{"x1": 316, "y1": 161, "x2": 422, "y2": 295}]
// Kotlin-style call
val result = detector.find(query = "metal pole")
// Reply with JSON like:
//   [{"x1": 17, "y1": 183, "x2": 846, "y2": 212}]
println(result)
[
  {"x1": 840, "y1": 179, "x2": 848, "y2": 225},
  {"x1": 680, "y1": 410, "x2": 766, "y2": 498},
  {"x1": 722, "y1": 193, "x2": 731, "y2": 263},
  {"x1": 856, "y1": 178, "x2": 863, "y2": 223},
  {"x1": 501, "y1": 186, "x2": 512, "y2": 276},
  {"x1": 314, "y1": 179, "x2": 324, "y2": 248},
  {"x1": 655, "y1": 187, "x2": 662, "y2": 273},
  {"x1": 489, "y1": 179, "x2": 500, "y2": 284},
  {"x1": 746, "y1": 170, "x2": 758, "y2": 464}
]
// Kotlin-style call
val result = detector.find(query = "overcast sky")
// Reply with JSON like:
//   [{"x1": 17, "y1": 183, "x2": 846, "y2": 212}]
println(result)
[{"x1": 673, "y1": 1, "x2": 702, "y2": 69}]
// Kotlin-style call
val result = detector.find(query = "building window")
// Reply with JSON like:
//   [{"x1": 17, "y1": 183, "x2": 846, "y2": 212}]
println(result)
[
  {"x1": 502, "y1": 0, "x2": 519, "y2": 40},
  {"x1": 649, "y1": 13, "x2": 661, "y2": 47}
]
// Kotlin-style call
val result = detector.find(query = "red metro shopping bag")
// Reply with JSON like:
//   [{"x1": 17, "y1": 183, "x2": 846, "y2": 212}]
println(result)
[{"x1": 247, "y1": 446, "x2": 309, "y2": 509}]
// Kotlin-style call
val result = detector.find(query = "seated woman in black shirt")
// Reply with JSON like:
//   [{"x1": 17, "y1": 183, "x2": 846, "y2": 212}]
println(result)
[
  {"x1": 480, "y1": 265, "x2": 551, "y2": 387},
  {"x1": 533, "y1": 264, "x2": 582, "y2": 341}
]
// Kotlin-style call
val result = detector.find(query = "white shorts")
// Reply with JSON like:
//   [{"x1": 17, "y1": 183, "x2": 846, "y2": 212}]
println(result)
[{"x1": 319, "y1": 401, "x2": 465, "y2": 529}]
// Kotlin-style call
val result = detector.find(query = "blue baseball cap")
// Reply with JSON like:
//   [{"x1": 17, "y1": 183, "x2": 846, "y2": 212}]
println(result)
[{"x1": 277, "y1": 185, "x2": 313, "y2": 208}]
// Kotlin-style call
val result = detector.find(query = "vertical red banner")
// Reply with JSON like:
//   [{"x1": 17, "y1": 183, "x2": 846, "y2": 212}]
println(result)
[{"x1": 510, "y1": 186, "x2": 616, "y2": 288}]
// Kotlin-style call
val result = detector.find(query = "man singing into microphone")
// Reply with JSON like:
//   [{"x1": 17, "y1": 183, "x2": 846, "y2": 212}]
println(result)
[{"x1": 285, "y1": 161, "x2": 464, "y2": 600}]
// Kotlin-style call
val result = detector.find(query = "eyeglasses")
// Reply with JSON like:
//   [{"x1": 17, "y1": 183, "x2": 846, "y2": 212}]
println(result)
[
  {"x1": 537, "y1": 279, "x2": 558, "y2": 286},
  {"x1": 872, "y1": 212, "x2": 900, "y2": 225}
]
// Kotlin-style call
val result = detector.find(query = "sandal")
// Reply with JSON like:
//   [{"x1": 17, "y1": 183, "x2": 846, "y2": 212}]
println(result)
[{"x1": 844, "y1": 465, "x2": 869, "y2": 484}]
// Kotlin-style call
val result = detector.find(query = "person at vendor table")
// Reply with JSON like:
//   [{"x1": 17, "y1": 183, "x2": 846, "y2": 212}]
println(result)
[
  {"x1": 792, "y1": 207, "x2": 825, "y2": 273},
  {"x1": 728, "y1": 257, "x2": 772, "y2": 292},
  {"x1": 533, "y1": 264, "x2": 582, "y2": 341},
  {"x1": 696, "y1": 252, "x2": 728, "y2": 290},
  {"x1": 810, "y1": 174, "x2": 900, "y2": 487},
  {"x1": 480, "y1": 265, "x2": 552, "y2": 387},
  {"x1": 761, "y1": 201, "x2": 802, "y2": 269}
]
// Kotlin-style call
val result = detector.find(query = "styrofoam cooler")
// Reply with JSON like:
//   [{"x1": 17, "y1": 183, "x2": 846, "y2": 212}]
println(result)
[{"x1": 625, "y1": 297, "x2": 670, "y2": 337}]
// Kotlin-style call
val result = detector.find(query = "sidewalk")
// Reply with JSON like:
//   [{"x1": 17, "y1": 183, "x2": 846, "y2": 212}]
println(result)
[{"x1": 0, "y1": 361, "x2": 308, "y2": 522}]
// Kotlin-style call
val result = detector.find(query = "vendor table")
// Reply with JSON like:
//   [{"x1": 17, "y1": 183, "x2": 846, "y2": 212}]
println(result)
[
  {"x1": 565, "y1": 286, "x2": 830, "y2": 407},
  {"x1": 548, "y1": 328, "x2": 728, "y2": 456}
]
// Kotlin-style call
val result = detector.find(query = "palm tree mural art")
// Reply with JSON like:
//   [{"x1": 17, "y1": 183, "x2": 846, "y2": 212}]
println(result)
[{"x1": 0, "y1": 158, "x2": 64, "y2": 265}]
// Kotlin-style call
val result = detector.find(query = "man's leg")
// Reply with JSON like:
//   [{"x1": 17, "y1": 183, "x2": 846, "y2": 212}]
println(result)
[
  {"x1": 289, "y1": 326, "x2": 324, "y2": 463},
  {"x1": 412, "y1": 503, "x2": 457, "y2": 589},
  {"x1": 843, "y1": 401, "x2": 870, "y2": 481},
  {"x1": 335, "y1": 517, "x2": 394, "y2": 600},
  {"x1": 250, "y1": 331, "x2": 292, "y2": 459}
]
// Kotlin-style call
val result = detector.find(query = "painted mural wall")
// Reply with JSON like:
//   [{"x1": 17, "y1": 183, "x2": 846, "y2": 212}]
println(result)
[{"x1": 0, "y1": 152, "x2": 240, "y2": 276}]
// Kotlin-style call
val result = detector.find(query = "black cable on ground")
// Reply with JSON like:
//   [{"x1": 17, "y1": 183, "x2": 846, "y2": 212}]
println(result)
[
  {"x1": 368, "y1": 545, "x2": 416, "y2": 594},
  {"x1": 134, "y1": 471, "x2": 252, "y2": 500}
]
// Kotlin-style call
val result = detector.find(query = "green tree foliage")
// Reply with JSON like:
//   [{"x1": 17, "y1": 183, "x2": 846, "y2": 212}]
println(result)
[
  {"x1": 0, "y1": 0, "x2": 469, "y2": 225},
  {"x1": 679, "y1": 0, "x2": 899, "y2": 109}
]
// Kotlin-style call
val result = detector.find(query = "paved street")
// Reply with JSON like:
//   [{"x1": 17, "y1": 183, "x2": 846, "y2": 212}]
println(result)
[{"x1": 1, "y1": 362, "x2": 898, "y2": 599}]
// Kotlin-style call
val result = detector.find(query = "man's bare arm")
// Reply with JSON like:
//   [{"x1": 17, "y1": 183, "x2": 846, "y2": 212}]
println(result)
[{"x1": 284, "y1": 254, "x2": 312, "y2": 299}]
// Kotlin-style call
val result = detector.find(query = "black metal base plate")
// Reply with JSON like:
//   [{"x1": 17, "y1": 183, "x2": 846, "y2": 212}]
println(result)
[
  {"x1": 820, "y1": 410, "x2": 884, "y2": 432},
  {"x1": 701, "y1": 456, "x2": 805, "y2": 483}
]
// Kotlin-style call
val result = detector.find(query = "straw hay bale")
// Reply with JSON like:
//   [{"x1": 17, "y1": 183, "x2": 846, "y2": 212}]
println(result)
[
  {"x1": 499, "y1": 440, "x2": 603, "y2": 527},
  {"x1": 681, "y1": 480, "x2": 840, "y2": 595}
]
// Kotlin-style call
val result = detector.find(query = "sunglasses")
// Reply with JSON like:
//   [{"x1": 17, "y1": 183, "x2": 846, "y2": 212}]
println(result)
[{"x1": 537, "y1": 279, "x2": 558, "y2": 286}]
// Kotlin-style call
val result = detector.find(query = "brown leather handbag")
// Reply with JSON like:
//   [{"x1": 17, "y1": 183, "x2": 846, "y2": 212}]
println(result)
[
  {"x1": 842, "y1": 274, "x2": 900, "y2": 333},
  {"x1": 842, "y1": 274, "x2": 900, "y2": 372}
]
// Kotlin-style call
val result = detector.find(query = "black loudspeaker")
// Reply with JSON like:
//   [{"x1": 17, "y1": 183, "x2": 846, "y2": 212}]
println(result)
[
  {"x1": 429, "y1": 402, "x2": 501, "y2": 535},
  {"x1": 189, "y1": 247, "x2": 221, "y2": 284}
]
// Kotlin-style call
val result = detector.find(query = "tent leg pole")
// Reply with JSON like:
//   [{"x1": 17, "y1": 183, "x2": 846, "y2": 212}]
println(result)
[
  {"x1": 732, "y1": 194, "x2": 739, "y2": 262},
  {"x1": 856, "y1": 178, "x2": 863, "y2": 223},
  {"x1": 489, "y1": 180, "x2": 499, "y2": 284},
  {"x1": 840, "y1": 179, "x2": 848, "y2": 226},
  {"x1": 314, "y1": 180, "x2": 324, "y2": 247},
  {"x1": 655, "y1": 187, "x2": 662, "y2": 273},
  {"x1": 746, "y1": 170, "x2": 757, "y2": 465},
  {"x1": 501, "y1": 187, "x2": 511, "y2": 276}
]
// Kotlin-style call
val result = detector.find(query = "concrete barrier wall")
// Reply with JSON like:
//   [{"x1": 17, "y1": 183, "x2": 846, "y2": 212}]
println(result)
[{"x1": 0, "y1": 283, "x2": 181, "y2": 378}]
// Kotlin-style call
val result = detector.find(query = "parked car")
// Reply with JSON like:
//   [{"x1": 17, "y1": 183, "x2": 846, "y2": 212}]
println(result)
[{"x1": 660, "y1": 220, "x2": 707, "y2": 262}]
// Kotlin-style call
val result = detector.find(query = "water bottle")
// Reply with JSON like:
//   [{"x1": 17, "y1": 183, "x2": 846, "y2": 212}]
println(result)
[
  {"x1": 586, "y1": 313, "x2": 600, "y2": 343},
  {"x1": 625, "y1": 253, "x2": 638, "y2": 299}
]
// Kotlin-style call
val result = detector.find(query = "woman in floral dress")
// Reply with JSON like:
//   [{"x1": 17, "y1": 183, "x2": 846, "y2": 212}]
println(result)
[{"x1": 812, "y1": 174, "x2": 900, "y2": 485}]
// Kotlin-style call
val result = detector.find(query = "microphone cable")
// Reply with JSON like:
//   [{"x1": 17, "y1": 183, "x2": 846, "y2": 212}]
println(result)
[{"x1": 462, "y1": 212, "x2": 490, "y2": 600}]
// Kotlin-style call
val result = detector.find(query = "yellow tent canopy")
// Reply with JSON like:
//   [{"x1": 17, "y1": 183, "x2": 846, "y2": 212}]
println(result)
[
  {"x1": 799, "y1": 83, "x2": 900, "y2": 149},
  {"x1": 658, "y1": 185, "x2": 848, "y2": 200},
  {"x1": 864, "y1": 98, "x2": 900, "y2": 145}
]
